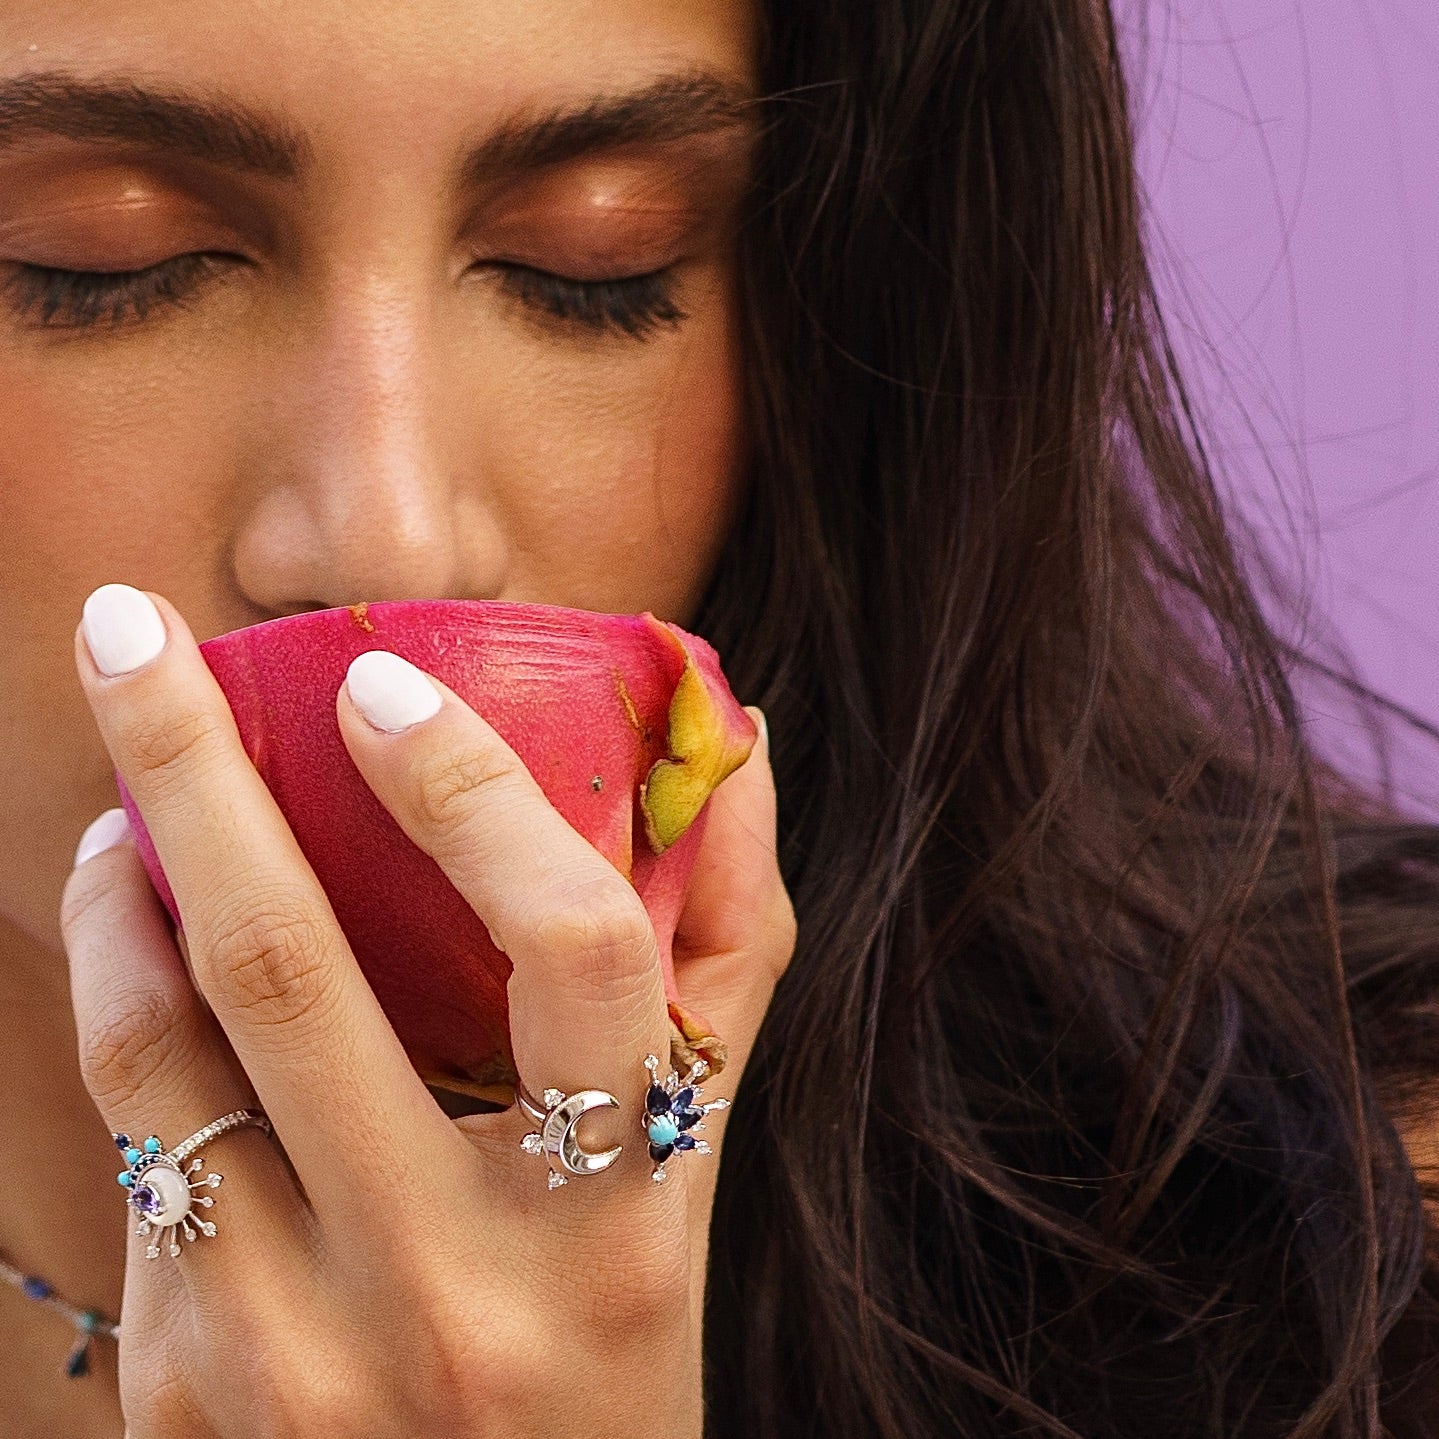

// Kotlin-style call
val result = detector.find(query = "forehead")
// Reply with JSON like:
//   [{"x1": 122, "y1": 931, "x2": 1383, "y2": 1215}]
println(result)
[{"x1": 0, "y1": 0, "x2": 759, "y2": 164}]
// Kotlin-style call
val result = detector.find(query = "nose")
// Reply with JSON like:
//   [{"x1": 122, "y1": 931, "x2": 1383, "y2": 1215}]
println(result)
[{"x1": 230, "y1": 272, "x2": 508, "y2": 614}]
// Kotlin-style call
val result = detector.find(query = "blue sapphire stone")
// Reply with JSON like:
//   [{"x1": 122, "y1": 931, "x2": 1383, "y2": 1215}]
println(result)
[
  {"x1": 676, "y1": 1107, "x2": 703, "y2": 1130},
  {"x1": 645, "y1": 1084, "x2": 671, "y2": 1115},
  {"x1": 674, "y1": 1133, "x2": 697, "y2": 1151},
  {"x1": 21, "y1": 1276, "x2": 52, "y2": 1300},
  {"x1": 648, "y1": 1140, "x2": 675, "y2": 1163},
  {"x1": 112, "y1": 1133, "x2": 131, "y2": 1152},
  {"x1": 672, "y1": 1087, "x2": 695, "y2": 1110},
  {"x1": 65, "y1": 1344, "x2": 90, "y2": 1379}
]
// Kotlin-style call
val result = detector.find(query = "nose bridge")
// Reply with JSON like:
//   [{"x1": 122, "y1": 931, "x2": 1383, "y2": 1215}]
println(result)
[{"x1": 262, "y1": 261, "x2": 471, "y2": 603}]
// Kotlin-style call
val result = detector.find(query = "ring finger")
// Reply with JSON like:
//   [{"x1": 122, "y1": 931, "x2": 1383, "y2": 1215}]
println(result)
[{"x1": 61, "y1": 816, "x2": 312, "y2": 1304}]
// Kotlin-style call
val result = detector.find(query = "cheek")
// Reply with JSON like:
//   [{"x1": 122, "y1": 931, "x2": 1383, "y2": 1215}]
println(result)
[
  {"x1": 470, "y1": 292, "x2": 749, "y2": 621},
  {"x1": 0, "y1": 343, "x2": 237, "y2": 939}
]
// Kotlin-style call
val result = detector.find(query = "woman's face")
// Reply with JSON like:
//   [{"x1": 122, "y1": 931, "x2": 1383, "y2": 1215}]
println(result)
[{"x1": 0, "y1": 0, "x2": 757, "y2": 959}]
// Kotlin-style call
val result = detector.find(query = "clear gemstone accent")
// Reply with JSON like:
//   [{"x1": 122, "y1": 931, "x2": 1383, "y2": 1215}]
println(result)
[
  {"x1": 547, "y1": 1171, "x2": 567, "y2": 1190},
  {"x1": 199, "y1": 1222, "x2": 216, "y2": 1237},
  {"x1": 184, "y1": 1226, "x2": 197, "y2": 1242},
  {"x1": 197, "y1": 1196, "x2": 214, "y2": 1208},
  {"x1": 652, "y1": 1167, "x2": 668, "y2": 1184},
  {"x1": 695, "y1": 1140, "x2": 713, "y2": 1155},
  {"x1": 542, "y1": 1088, "x2": 565, "y2": 1109},
  {"x1": 207, "y1": 1174, "x2": 222, "y2": 1187},
  {"x1": 136, "y1": 1221, "x2": 151, "y2": 1236},
  {"x1": 520, "y1": 1133, "x2": 544, "y2": 1155},
  {"x1": 168, "y1": 1241, "x2": 181, "y2": 1257},
  {"x1": 146, "y1": 1243, "x2": 160, "y2": 1259}
]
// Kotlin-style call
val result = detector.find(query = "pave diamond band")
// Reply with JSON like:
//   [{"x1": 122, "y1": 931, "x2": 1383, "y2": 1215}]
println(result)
[{"x1": 167, "y1": 1109, "x2": 272, "y2": 1166}]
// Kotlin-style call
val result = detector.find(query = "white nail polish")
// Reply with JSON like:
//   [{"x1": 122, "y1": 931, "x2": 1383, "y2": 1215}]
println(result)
[
  {"x1": 81, "y1": 584, "x2": 168, "y2": 677},
  {"x1": 74, "y1": 808, "x2": 132, "y2": 868},
  {"x1": 345, "y1": 650, "x2": 443, "y2": 733}
]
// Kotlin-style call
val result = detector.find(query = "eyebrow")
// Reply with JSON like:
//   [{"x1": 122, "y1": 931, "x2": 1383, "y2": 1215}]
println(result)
[{"x1": 0, "y1": 71, "x2": 757, "y2": 184}]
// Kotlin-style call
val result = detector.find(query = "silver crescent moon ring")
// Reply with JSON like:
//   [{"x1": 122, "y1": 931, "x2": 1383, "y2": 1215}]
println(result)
[
  {"x1": 113, "y1": 1109, "x2": 273, "y2": 1259},
  {"x1": 516, "y1": 1083, "x2": 624, "y2": 1190}
]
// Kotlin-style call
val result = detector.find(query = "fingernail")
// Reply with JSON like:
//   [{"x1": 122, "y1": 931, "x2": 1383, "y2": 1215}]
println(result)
[
  {"x1": 81, "y1": 584, "x2": 168, "y2": 677},
  {"x1": 74, "y1": 808, "x2": 132, "y2": 868},
  {"x1": 746, "y1": 705, "x2": 769, "y2": 755},
  {"x1": 345, "y1": 650, "x2": 443, "y2": 733}
]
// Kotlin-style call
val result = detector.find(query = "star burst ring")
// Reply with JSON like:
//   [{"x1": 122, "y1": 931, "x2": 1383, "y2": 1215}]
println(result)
[
  {"x1": 642, "y1": 1052, "x2": 729, "y2": 1184},
  {"x1": 112, "y1": 1108, "x2": 273, "y2": 1259}
]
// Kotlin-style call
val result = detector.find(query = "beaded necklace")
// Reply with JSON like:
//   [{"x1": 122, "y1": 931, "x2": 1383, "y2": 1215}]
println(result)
[{"x1": 0, "y1": 1249, "x2": 121, "y2": 1378}]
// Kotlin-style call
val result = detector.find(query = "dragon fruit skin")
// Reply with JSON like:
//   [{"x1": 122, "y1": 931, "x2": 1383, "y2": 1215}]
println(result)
[{"x1": 114, "y1": 600, "x2": 757, "y2": 1105}]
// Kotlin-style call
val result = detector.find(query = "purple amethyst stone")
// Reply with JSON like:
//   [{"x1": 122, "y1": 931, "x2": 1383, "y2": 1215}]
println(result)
[{"x1": 130, "y1": 1184, "x2": 162, "y2": 1217}]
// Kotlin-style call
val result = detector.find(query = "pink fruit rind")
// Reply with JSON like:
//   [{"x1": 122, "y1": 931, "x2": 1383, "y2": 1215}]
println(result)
[{"x1": 115, "y1": 599, "x2": 756, "y2": 1106}]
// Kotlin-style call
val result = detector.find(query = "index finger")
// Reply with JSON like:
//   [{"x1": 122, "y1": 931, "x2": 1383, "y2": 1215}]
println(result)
[{"x1": 75, "y1": 585, "x2": 473, "y2": 1219}]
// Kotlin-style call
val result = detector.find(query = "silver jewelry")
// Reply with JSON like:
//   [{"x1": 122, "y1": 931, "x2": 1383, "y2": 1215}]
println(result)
[
  {"x1": 642, "y1": 1053, "x2": 729, "y2": 1184},
  {"x1": 516, "y1": 1080, "x2": 623, "y2": 1189},
  {"x1": 0, "y1": 1249, "x2": 120, "y2": 1378},
  {"x1": 114, "y1": 1108, "x2": 272, "y2": 1259}
]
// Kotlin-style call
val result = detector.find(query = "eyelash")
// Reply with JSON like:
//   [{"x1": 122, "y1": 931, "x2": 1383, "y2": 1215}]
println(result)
[{"x1": 0, "y1": 254, "x2": 688, "y2": 339}]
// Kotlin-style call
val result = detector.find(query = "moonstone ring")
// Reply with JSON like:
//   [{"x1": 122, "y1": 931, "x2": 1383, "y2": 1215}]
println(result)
[{"x1": 113, "y1": 1108, "x2": 272, "y2": 1259}]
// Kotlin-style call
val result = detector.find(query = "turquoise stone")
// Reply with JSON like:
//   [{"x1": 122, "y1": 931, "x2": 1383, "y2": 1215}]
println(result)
[
  {"x1": 143, "y1": 1137, "x2": 162, "y2": 1154},
  {"x1": 123, "y1": 1147, "x2": 141, "y2": 1165},
  {"x1": 647, "y1": 1115, "x2": 680, "y2": 1145},
  {"x1": 117, "y1": 1172, "x2": 133, "y2": 1187}
]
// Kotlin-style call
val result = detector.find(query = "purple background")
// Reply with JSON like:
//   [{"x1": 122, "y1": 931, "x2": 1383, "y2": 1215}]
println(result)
[{"x1": 1126, "y1": 0, "x2": 1439, "y2": 816}]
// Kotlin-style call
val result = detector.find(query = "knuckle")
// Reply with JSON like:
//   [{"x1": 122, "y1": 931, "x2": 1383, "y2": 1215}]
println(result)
[
  {"x1": 197, "y1": 896, "x2": 335, "y2": 1032},
  {"x1": 578, "y1": 1240, "x2": 691, "y2": 1335},
  {"x1": 59, "y1": 862, "x2": 116, "y2": 943},
  {"x1": 767, "y1": 887, "x2": 800, "y2": 979},
  {"x1": 247, "y1": 1359, "x2": 352, "y2": 1439},
  {"x1": 79, "y1": 987, "x2": 192, "y2": 1112},
  {"x1": 204, "y1": 1337, "x2": 353, "y2": 1439},
  {"x1": 414, "y1": 745, "x2": 516, "y2": 838},
  {"x1": 121, "y1": 708, "x2": 228, "y2": 798},
  {"x1": 122, "y1": 1363, "x2": 208, "y2": 1437},
  {"x1": 531, "y1": 886, "x2": 658, "y2": 1005}
]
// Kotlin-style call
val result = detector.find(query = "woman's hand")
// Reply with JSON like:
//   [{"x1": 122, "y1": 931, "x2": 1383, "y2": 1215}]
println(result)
[{"x1": 58, "y1": 587, "x2": 796, "y2": 1439}]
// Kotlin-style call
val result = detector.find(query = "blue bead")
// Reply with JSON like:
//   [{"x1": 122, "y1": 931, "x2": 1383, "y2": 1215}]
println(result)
[
  {"x1": 143, "y1": 1136, "x2": 162, "y2": 1154},
  {"x1": 674, "y1": 1133, "x2": 697, "y2": 1151},
  {"x1": 672, "y1": 1087, "x2": 695, "y2": 1111},
  {"x1": 123, "y1": 1147, "x2": 141, "y2": 1166},
  {"x1": 118, "y1": 1171, "x2": 133, "y2": 1187},
  {"x1": 647, "y1": 1115, "x2": 679, "y2": 1145},
  {"x1": 21, "y1": 1276, "x2": 51, "y2": 1300},
  {"x1": 112, "y1": 1133, "x2": 131, "y2": 1152}
]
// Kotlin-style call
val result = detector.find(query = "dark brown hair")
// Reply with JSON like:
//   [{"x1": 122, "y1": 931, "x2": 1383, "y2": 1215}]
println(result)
[{"x1": 689, "y1": 2, "x2": 1439, "y2": 1434}]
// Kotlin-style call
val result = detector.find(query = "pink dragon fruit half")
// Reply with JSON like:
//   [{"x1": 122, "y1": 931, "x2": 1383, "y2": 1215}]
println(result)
[{"x1": 114, "y1": 600, "x2": 757, "y2": 1105}]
